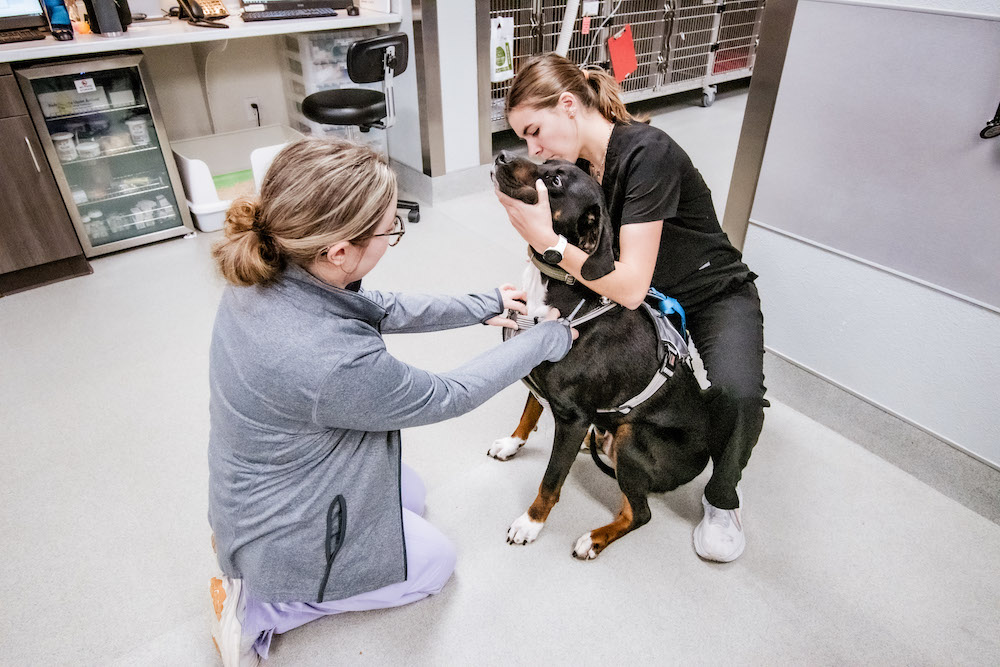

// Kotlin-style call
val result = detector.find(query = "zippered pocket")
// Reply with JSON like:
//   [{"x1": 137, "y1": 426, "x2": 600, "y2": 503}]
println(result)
[{"x1": 317, "y1": 494, "x2": 346, "y2": 602}]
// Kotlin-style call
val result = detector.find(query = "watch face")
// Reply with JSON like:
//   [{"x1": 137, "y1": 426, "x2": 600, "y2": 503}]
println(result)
[{"x1": 543, "y1": 249, "x2": 562, "y2": 264}]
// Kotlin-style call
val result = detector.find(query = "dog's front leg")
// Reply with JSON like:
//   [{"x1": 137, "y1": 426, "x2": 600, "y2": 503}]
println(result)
[
  {"x1": 488, "y1": 393, "x2": 544, "y2": 461},
  {"x1": 507, "y1": 418, "x2": 590, "y2": 545}
]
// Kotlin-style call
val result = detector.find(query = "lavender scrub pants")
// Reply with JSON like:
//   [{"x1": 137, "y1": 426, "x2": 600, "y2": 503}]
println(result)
[{"x1": 243, "y1": 465, "x2": 457, "y2": 659}]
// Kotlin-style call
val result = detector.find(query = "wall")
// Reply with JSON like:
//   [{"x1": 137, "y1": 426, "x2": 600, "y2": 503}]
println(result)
[
  {"x1": 143, "y1": 38, "x2": 288, "y2": 141},
  {"x1": 744, "y1": 0, "x2": 1000, "y2": 468},
  {"x1": 384, "y1": 0, "x2": 424, "y2": 172},
  {"x1": 436, "y1": 1, "x2": 483, "y2": 173}
]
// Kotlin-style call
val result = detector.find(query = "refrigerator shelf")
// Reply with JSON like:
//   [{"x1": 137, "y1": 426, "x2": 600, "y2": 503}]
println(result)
[
  {"x1": 61, "y1": 145, "x2": 160, "y2": 166},
  {"x1": 77, "y1": 184, "x2": 171, "y2": 206},
  {"x1": 44, "y1": 103, "x2": 150, "y2": 123}
]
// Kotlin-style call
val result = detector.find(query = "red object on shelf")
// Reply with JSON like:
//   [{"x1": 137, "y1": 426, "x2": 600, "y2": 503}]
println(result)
[{"x1": 608, "y1": 24, "x2": 638, "y2": 83}]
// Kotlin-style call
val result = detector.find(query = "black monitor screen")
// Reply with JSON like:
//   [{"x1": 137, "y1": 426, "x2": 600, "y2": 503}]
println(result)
[{"x1": 0, "y1": 0, "x2": 48, "y2": 30}]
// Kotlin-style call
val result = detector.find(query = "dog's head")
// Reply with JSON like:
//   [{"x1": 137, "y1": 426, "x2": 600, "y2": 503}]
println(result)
[{"x1": 493, "y1": 151, "x2": 615, "y2": 281}]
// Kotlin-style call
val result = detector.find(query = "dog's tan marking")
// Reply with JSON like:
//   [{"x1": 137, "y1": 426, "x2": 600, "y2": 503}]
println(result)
[
  {"x1": 592, "y1": 426, "x2": 616, "y2": 462},
  {"x1": 607, "y1": 423, "x2": 632, "y2": 465},
  {"x1": 512, "y1": 394, "x2": 544, "y2": 441},
  {"x1": 552, "y1": 209, "x2": 561, "y2": 222},
  {"x1": 526, "y1": 483, "x2": 561, "y2": 523},
  {"x1": 586, "y1": 493, "x2": 635, "y2": 555}
]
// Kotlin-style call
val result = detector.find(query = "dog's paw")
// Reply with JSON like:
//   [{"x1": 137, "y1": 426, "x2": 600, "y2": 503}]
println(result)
[
  {"x1": 572, "y1": 532, "x2": 599, "y2": 560},
  {"x1": 507, "y1": 512, "x2": 544, "y2": 545},
  {"x1": 488, "y1": 436, "x2": 525, "y2": 461}
]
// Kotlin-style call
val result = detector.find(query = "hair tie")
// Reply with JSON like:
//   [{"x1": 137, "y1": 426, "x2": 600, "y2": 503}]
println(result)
[{"x1": 250, "y1": 208, "x2": 268, "y2": 236}]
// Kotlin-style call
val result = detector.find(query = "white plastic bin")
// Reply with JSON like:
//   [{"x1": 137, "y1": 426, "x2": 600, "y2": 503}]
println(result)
[{"x1": 170, "y1": 125, "x2": 302, "y2": 232}]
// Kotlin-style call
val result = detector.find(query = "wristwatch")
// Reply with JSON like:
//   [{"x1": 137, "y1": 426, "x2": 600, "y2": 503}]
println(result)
[{"x1": 542, "y1": 235, "x2": 568, "y2": 264}]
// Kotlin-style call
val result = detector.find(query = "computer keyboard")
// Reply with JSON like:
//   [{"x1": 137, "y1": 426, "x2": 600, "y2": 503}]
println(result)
[
  {"x1": 0, "y1": 29, "x2": 45, "y2": 44},
  {"x1": 241, "y1": 7, "x2": 337, "y2": 21}
]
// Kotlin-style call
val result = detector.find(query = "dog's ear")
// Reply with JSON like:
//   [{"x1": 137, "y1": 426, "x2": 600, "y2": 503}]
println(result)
[{"x1": 579, "y1": 204, "x2": 615, "y2": 281}]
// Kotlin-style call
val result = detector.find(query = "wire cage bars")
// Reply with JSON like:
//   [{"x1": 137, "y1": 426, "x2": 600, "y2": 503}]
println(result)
[{"x1": 488, "y1": 0, "x2": 765, "y2": 131}]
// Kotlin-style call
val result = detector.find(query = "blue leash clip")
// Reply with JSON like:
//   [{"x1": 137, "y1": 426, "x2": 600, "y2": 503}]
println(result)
[{"x1": 647, "y1": 287, "x2": 687, "y2": 334}]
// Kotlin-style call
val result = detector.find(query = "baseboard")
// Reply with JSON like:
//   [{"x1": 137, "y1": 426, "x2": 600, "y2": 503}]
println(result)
[
  {"x1": 0, "y1": 255, "x2": 92, "y2": 297},
  {"x1": 764, "y1": 351, "x2": 1000, "y2": 526},
  {"x1": 391, "y1": 159, "x2": 496, "y2": 207},
  {"x1": 390, "y1": 159, "x2": 433, "y2": 204}
]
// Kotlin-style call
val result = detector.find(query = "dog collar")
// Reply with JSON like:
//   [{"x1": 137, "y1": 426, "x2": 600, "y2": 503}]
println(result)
[{"x1": 530, "y1": 253, "x2": 576, "y2": 285}]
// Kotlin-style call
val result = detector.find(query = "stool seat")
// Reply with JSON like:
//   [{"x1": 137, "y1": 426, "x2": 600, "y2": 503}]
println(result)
[{"x1": 302, "y1": 89, "x2": 386, "y2": 128}]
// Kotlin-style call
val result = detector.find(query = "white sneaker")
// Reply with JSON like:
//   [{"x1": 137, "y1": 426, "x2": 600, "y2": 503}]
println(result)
[
  {"x1": 693, "y1": 488, "x2": 745, "y2": 562},
  {"x1": 210, "y1": 575, "x2": 260, "y2": 667}
]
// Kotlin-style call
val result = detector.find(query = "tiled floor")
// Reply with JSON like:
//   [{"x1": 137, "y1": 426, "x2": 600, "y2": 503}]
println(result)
[{"x1": 2, "y1": 85, "x2": 998, "y2": 665}]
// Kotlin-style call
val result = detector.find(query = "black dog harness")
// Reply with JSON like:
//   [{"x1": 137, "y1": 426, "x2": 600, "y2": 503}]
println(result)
[{"x1": 503, "y1": 288, "x2": 692, "y2": 415}]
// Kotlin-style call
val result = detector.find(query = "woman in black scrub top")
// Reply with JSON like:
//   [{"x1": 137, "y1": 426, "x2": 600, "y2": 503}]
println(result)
[{"x1": 495, "y1": 53, "x2": 767, "y2": 563}]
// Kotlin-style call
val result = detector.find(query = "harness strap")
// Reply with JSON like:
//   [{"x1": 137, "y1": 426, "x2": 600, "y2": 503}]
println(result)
[
  {"x1": 595, "y1": 299, "x2": 692, "y2": 415},
  {"x1": 504, "y1": 289, "x2": 691, "y2": 416}
]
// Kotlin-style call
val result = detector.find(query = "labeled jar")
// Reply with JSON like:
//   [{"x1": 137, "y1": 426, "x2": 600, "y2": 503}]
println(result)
[
  {"x1": 125, "y1": 117, "x2": 151, "y2": 146},
  {"x1": 52, "y1": 132, "x2": 78, "y2": 162}
]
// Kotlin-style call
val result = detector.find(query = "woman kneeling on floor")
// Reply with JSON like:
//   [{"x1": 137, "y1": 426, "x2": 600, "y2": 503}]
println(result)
[{"x1": 207, "y1": 138, "x2": 575, "y2": 666}]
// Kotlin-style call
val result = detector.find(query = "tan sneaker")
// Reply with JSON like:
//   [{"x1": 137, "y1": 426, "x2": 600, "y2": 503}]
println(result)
[{"x1": 210, "y1": 575, "x2": 260, "y2": 667}]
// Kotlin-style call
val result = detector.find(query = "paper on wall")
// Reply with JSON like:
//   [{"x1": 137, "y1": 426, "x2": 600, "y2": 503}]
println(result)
[{"x1": 491, "y1": 16, "x2": 515, "y2": 83}]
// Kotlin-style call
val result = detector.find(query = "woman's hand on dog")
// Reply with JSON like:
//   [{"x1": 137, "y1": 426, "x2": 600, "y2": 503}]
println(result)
[
  {"x1": 485, "y1": 289, "x2": 578, "y2": 339},
  {"x1": 544, "y1": 306, "x2": 579, "y2": 340},
  {"x1": 495, "y1": 179, "x2": 560, "y2": 254},
  {"x1": 485, "y1": 284, "x2": 528, "y2": 329}
]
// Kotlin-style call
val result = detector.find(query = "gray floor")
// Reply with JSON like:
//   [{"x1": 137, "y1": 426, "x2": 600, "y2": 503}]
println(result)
[{"x1": 3, "y1": 86, "x2": 999, "y2": 665}]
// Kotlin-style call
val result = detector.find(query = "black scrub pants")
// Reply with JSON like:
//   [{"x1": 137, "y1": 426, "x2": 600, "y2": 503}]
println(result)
[{"x1": 685, "y1": 281, "x2": 767, "y2": 510}]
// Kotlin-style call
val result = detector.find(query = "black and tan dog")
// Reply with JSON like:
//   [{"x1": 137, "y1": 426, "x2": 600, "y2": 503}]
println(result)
[{"x1": 491, "y1": 151, "x2": 735, "y2": 559}]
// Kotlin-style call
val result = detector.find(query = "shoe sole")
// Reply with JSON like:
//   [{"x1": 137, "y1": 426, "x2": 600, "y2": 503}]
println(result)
[
  {"x1": 210, "y1": 577, "x2": 258, "y2": 667},
  {"x1": 693, "y1": 525, "x2": 745, "y2": 562}
]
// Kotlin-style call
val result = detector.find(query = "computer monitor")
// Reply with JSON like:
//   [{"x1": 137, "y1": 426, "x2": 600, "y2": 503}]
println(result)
[{"x1": 0, "y1": 0, "x2": 48, "y2": 30}]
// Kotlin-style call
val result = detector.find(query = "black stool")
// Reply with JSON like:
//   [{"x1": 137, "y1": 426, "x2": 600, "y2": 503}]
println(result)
[{"x1": 302, "y1": 32, "x2": 420, "y2": 223}]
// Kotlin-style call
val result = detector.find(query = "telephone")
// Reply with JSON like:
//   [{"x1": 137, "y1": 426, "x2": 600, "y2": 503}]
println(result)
[{"x1": 175, "y1": 0, "x2": 230, "y2": 25}]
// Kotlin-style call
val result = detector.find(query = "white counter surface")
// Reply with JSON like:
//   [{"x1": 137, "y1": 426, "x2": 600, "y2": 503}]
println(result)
[{"x1": 0, "y1": 9, "x2": 401, "y2": 63}]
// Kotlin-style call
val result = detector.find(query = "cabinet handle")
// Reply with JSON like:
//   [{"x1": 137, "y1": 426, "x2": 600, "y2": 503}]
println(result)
[{"x1": 24, "y1": 137, "x2": 41, "y2": 173}]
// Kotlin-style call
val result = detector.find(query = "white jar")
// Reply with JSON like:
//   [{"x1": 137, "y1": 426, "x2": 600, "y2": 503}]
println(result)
[
  {"x1": 76, "y1": 140, "x2": 101, "y2": 159},
  {"x1": 125, "y1": 117, "x2": 151, "y2": 146},
  {"x1": 52, "y1": 132, "x2": 78, "y2": 162}
]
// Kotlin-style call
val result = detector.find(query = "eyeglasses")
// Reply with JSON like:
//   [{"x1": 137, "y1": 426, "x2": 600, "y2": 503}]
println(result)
[{"x1": 372, "y1": 214, "x2": 405, "y2": 246}]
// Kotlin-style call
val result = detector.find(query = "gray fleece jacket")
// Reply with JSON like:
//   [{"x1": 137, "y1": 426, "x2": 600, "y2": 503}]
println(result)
[{"x1": 208, "y1": 263, "x2": 571, "y2": 603}]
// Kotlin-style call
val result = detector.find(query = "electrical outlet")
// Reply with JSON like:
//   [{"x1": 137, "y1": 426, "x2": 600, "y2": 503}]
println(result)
[{"x1": 244, "y1": 97, "x2": 261, "y2": 122}]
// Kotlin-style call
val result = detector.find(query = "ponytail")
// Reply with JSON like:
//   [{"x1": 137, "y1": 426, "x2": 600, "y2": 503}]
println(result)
[
  {"x1": 212, "y1": 196, "x2": 284, "y2": 287},
  {"x1": 581, "y1": 66, "x2": 639, "y2": 123}
]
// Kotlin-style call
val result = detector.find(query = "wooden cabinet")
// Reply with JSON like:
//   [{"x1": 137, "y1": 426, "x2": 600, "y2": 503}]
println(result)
[
  {"x1": 0, "y1": 70, "x2": 88, "y2": 295},
  {"x1": 0, "y1": 115, "x2": 84, "y2": 273}
]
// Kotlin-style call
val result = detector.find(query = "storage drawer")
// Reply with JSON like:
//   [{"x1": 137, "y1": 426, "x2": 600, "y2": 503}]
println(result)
[{"x1": 0, "y1": 75, "x2": 27, "y2": 118}]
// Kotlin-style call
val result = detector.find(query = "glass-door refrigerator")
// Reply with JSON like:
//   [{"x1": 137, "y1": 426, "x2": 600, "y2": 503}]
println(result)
[{"x1": 15, "y1": 52, "x2": 194, "y2": 257}]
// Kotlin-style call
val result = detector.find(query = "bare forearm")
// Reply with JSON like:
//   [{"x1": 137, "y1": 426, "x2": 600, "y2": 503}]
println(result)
[{"x1": 558, "y1": 244, "x2": 651, "y2": 310}]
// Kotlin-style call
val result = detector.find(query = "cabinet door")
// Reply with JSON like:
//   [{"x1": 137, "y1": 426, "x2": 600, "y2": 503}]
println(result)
[
  {"x1": 0, "y1": 115, "x2": 81, "y2": 274},
  {"x1": 0, "y1": 75, "x2": 27, "y2": 118}
]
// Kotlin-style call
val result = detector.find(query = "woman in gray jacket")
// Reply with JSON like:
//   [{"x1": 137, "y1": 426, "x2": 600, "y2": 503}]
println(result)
[{"x1": 207, "y1": 138, "x2": 573, "y2": 666}]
